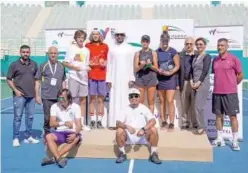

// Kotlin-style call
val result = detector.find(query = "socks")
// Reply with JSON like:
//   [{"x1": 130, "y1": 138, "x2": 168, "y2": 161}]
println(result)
[
  {"x1": 98, "y1": 112, "x2": 103, "y2": 121},
  {"x1": 233, "y1": 132, "x2": 238, "y2": 142},
  {"x1": 90, "y1": 112, "x2": 96, "y2": 122},
  {"x1": 151, "y1": 146, "x2": 157, "y2": 154},
  {"x1": 217, "y1": 130, "x2": 223, "y2": 140},
  {"x1": 119, "y1": 146, "x2": 125, "y2": 154}
]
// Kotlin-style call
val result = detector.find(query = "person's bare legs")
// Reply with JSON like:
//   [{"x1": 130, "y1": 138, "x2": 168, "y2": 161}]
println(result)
[
  {"x1": 115, "y1": 128, "x2": 127, "y2": 163},
  {"x1": 229, "y1": 115, "x2": 239, "y2": 145},
  {"x1": 216, "y1": 115, "x2": 224, "y2": 139},
  {"x1": 158, "y1": 90, "x2": 167, "y2": 129},
  {"x1": 138, "y1": 87, "x2": 145, "y2": 104},
  {"x1": 96, "y1": 96, "x2": 105, "y2": 128},
  {"x1": 79, "y1": 96, "x2": 87, "y2": 128},
  {"x1": 147, "y1": 86, "x2": 156, "y2": 114},
  {"x1": 58, "y1": 137, "x2": 80, "y2": 157},
  {"x1": 89, "y1": 95, "x2": 96, "y2": 126},
  {"x1": 166, "y1": 90, "x2": 176, "y2": 132},
  {"x1": 45, "y1": 133, "x2": 60, "y2": 160}
]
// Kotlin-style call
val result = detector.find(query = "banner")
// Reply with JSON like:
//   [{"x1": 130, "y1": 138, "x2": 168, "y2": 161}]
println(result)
[
  {"x1": 195, "y1": 26, "x2": 244, "y2": 140},
  {"x1": 87, "y1": 19, "x2": 194, "y2": 128}
]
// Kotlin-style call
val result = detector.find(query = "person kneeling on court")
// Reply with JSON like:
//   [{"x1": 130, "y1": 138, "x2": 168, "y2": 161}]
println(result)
[
  {"x1": 115, "y1": 88, "x2": 162, "y2": 164},
  {"x1": 41, "y1": 89, "x2": 82, "y2": 168}
]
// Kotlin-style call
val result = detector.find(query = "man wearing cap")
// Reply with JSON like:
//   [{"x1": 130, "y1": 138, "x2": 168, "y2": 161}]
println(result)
[
  {"x1": 106, "y1": 29, "x2": 136, "y2": 129},
  {"x1": 85, "y1": 29, "x2": 109, "y2": 129},
  {"x1": 115, "y1": 88, "x2": 162, "y2": 164}
]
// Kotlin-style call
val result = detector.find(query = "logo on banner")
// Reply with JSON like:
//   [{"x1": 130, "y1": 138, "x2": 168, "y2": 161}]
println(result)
[
  {"x1": 162, "y1": 25, "x2": 187, "y2": 39},
  {"x1": 57, "y1": 32, "x2": 73, "y2": 38},
  {"x1": 209, "y1": 29, "x2": 230, "y2": 35},
  {"x1": 227, "y1": 39, "x2": 241, "y2": 49},
  {"x1": 94, "y1": 27, "x2": 110, "y2": 38}
]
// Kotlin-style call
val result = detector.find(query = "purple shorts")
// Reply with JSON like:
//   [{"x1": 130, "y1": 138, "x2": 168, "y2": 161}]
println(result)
[
  {"x1": 52, "y1": 131, "x2": 82, "y2": 145},
  {"x1": 88, "y1": 79, "x2": 107, "y2": 96}
]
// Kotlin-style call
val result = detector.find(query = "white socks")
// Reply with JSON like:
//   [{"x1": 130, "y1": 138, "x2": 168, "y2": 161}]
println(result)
[
  {"x1": 91, "y1": 115, "x2": 96, "y2": 122},
  {"x1": 151, "y1": 146, "x2": 157, "y2": 154},
  {"x1": 119, "y1": 146, "x2": 125, "y2": 154},
  {"x1": 81, "y1": 117, "x2": 85, "y2": 126},
  {"x1": 233, "y1": 132, "x2": 238, "y2": 142},
  {"x1": 217, "y1": 130, "x2": 223, "y2": 140}
]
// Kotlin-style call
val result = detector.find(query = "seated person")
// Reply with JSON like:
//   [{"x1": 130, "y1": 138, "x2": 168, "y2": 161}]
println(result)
[
  {"x1": 115, "y1": 88, "x2": 162, "y2": 164},
  {"x1": 41, "y1": 89, "x2": 82, "y2": 168}
]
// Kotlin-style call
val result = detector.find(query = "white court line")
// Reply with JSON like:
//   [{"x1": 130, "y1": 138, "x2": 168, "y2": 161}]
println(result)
[
  {"x1": 128, "y1": 159, "x2": 134, "y2": 173},
  {"x1": 1, "y1": 107, "x2": 13, "y2": 113}
]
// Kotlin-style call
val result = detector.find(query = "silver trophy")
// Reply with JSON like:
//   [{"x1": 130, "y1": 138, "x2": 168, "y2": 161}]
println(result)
[{"x1": 159, "y1": 60, "x2": 175, "y2": 71}]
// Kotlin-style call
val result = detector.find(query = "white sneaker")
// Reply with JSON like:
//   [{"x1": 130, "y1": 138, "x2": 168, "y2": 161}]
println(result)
[
  {"x1": 212, "y1": 138, "x2": 225, "y2": 147},
  {"x1": 232, "y1": 141, "x2": 240, "y2": 151},
  {"x1": 82, "y1": 125, "x2": 91, "y2": 131},
  {"x1": 13, "y1": 138, "x2": 20, "y2": 147},
  {"x1": 24, "y1": 137, "x2": 40, "y2": 144}
]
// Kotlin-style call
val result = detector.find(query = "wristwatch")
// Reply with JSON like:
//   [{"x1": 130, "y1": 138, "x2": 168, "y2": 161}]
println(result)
[{"x1": 141, "y1": 127, "x2": 146, "y2": 134}]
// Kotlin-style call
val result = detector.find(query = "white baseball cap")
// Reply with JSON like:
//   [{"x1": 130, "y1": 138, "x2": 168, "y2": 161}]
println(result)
[
  {"x1": 128, "y1": 88, "x2": 140, "y2": 95},
  {"x1": 114, "y1": 28, "x2": 125, "y2": 35}
]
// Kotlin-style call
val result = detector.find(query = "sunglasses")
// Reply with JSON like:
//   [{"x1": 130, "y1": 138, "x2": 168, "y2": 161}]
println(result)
[
  {"x1": 129, "y1": 94, "x2": 139, "y2": 99},
  {"x1": 57, "y1": 96, "x2": 66, "y2": 102},
  {"x1": 185, "y1": 43, "x2": 193, "y2": 45},
  {"x1": 115, "y1": 34, "x2": 125, "y2": 37}
]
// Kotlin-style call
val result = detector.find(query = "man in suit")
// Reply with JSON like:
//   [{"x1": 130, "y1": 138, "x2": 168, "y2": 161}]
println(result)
[{"x1": 178, "y1": 37, "x2": 198, "y2": 130}]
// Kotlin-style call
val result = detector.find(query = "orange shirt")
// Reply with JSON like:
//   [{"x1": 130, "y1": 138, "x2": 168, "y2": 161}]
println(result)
[{"x1": 85, "y1": 42, "x2": 109, "y2": 80}]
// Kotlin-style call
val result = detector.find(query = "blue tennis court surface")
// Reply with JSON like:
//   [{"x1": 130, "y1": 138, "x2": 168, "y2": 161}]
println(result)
[{"x1": 1, "y1": 97, "x2": 248, "y2": 173}]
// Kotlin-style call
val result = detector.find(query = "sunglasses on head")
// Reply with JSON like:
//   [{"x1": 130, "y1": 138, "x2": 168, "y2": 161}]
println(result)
[{"x1": 129, "y1": 94, "x2": 139, "y2": 99}]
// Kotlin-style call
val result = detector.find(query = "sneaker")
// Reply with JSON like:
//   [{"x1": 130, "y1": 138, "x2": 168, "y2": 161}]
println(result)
[
  {"x1": 97, "y1": 121, "x2": 104, "y2": 129},
  {"x1": 212, "y1": 138, "x2": 225, "y2": 147},
  {"x1": 41, "y1": 157, "x2": 55, "y2": 166},
  {"x1": 82, "y1": 125, "x2": 91, "y2": 132},
  {"x1": 13, "y1": 138, "x2": 20, "y2": 147},
  {"x1": 56, "y1": 158, "x2": 67, "y2": 168},
  {"x1": 149, "y1": 152, "x2": 162, "y2": 164},
  {"x1": 24, "y1": 137, "x2": 40, "y2": 144},
  {"x1": 115, "y1": 152, "x2": 127, "y2": 164},
  {"x1": 90, "y1": 121, "x2": 96, "y2": 129},
  {"x1": 232, "y1": 141, "x2": 240, "y2": 151}
]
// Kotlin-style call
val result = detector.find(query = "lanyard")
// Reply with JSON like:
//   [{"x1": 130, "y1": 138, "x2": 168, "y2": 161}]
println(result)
[{"x1": 48, "y1": 61, "x2": 57, "y2": 76}]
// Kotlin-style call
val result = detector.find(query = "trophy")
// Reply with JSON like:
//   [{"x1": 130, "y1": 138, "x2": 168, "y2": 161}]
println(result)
[
  {"x1": 140, "y1": 55, "x2": 152, "y2": 70},
  {"x1": 159, "y1": 60, "x2": 175, "y2": 71}
]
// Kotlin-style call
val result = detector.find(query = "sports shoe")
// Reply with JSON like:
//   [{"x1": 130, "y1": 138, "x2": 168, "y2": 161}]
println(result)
[
  {"x1": 90, "y1": 121, "x2": 96, "y2": 129},
  {"x1": 13, "y1": 138, "x2": 20, "y2": 147},
  {"x1": 212, "y1": 138, "x2": 225, "y2": 147},
  {"x1": 116, "y1": 152, "x2": 127, "y2": 163},
  {"x1": 149, "y1": 152, "x2": 162, "y2": 164},
  {"x1": 56, "y1": 158, "x2": 67, "y2": 168},
  {"x1": 97, "y1": 121, "x2": 104, "y2": 129},
  {"x1": 82, "y1": 125, "x2": 91, "y2": 131},
  {"x1": 24, "y1": 137, "x2": 40, "y2": 144},
  {"x1": 41, "y1": 157, "x2": 55, "y2": 166},
  {"x1": 232, "y1": 141, "x2": 240, "y2": 151}
]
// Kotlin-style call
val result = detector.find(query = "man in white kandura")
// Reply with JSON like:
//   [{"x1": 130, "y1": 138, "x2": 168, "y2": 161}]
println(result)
[
  {"x1": 115, "y1": 88, "x2": 162, "y2": 164},
  {"x1": 106, "y1": 29, "x2": 136, "y2": 129}
]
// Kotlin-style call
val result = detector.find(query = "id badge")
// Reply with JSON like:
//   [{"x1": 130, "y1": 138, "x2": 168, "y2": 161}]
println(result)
[{"x1": 50, "y1": 78, "x2": 57, "y2": 86}]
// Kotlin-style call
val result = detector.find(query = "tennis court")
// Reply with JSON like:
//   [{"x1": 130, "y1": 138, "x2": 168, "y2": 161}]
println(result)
[{"x1": 1, "y1": 79, "x2": 248, "y2": 173}]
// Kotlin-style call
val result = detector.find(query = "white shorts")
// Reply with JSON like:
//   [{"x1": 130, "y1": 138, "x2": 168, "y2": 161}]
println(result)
[{"x1": 125, "y1": 130, "x2": 148, "y2": 145}]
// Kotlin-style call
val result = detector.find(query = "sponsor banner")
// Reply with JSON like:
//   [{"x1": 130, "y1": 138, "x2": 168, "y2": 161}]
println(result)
[
  {"x1": 87, "y1": 19, "x2": 194, "y2": 51},
  {"x1": 195, "y1": 26, "x2": 244, "y2": 50},
  {"x1": 87, "y1": 19, "x2": 194, "y2": 127},
  {"x1": 45, "y1": 29, "x2": 87, "y2": 53}
]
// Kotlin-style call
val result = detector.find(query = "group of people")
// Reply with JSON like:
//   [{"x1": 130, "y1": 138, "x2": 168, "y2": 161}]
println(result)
[{"x1": 6, "y1": 27, "x2": 243, "y2": 168}]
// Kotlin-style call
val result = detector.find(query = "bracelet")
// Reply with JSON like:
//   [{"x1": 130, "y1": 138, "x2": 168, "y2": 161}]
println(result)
[{"x1": 141, "y1": 127, "x2": 146, "y2": 134}]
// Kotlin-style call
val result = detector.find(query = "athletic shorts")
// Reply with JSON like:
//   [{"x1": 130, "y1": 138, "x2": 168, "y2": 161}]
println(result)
[
  {"x1": 68, "y1": 77, "x2": 88, "y2": 97},
  {"x1": 88, "y1": 79, "x2": 107, "y2": 96},
  {"x1": 52, "y1": 130, "x2": 82, "y2": 145},
  {"x1": 212, "y1": 93, "x2": 240, "y2": 116},
  {"x1": 125, "y1": 130, "x2": 148, "y2": 145}
]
